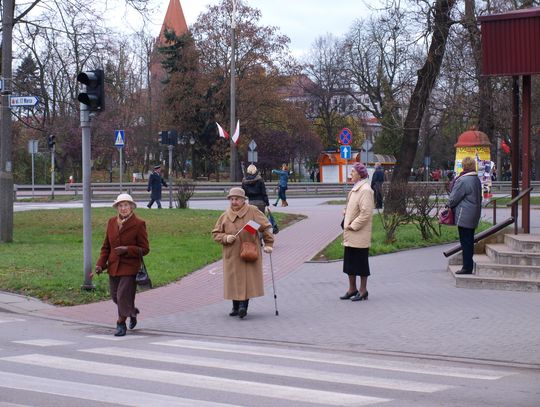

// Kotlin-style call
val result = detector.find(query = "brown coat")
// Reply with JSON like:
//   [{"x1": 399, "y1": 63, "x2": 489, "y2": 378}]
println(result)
[
  {"x1": 96, "y1": 214, "x2": 150, "y2": 277},
  {"x1": 343, "y1": 178, "x2": 374, "y2": 248},
  {"x1": 212, "y1": 203, "x2": 274, "y2": 300}
]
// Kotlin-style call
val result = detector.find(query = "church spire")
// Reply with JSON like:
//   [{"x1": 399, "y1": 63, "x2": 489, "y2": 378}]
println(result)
[{"x1": 159, "y1": 0, "x2": 188, "y2": 42}]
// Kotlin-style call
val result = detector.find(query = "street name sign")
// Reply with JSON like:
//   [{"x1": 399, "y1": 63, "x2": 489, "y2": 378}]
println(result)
[{"x1": 10, "y1": 96, "x2": 39, "y2": 107}]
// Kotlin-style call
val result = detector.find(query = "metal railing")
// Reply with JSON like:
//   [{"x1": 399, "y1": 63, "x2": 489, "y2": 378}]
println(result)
[{"x1": 506, "y1": 187, "x2": 534, "y2": 235}]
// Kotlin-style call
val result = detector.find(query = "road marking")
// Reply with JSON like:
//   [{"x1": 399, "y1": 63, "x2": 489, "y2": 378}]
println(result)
[
  {"x1": 13, "y1": 339, "x2": 73, "y2": 347},
  {"x1": 153, "y1": 339, "x2": 512, "y2": 380},
  {"x1": 86, "y1": 334, "x2": 148, "y2": 341},
  {"x1": 0, "y1": 371, "x2": 241, "y2": 407},
  {"x1": 2, "y1": 354, "x2": 390, "y2": 406},
  {"x1": 0, "y1": 316, "x2": 25, "y2": 324},
  {"x1": 83, "y1": 346, "x2": 453, "y2": 393}
]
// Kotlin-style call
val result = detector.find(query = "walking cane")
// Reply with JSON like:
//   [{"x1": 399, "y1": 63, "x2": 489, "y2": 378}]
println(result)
[{"x1": 268, "y1": 251, "x2": 279, "y2": 316}]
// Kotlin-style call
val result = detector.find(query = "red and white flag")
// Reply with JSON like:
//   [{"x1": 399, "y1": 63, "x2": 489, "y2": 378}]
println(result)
[
  {"x1": 243, "y1": 220, "x2": 260, "y2": 235},
  {"x1": 232, "y1": 120, "x2": 240, "y2": 144},
  {"x1": 216, "y1": 122, "x2": 229, "y2": 139}
]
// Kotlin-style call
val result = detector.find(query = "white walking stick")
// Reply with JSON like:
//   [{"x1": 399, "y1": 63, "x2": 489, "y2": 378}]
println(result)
[{"x1": 268, "y1": 251, "x2": 279, "y2": 316}]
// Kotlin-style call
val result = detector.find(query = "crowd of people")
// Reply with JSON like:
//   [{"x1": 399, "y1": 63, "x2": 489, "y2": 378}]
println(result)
[{"x1": 91, "y1": 157, "x2": 483, "y2": 335}]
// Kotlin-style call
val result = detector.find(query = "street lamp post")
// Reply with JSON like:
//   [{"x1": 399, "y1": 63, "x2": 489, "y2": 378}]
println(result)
[
  {"x1": 190, "y1": 136, "x2": 195, "y2": 180},
  {"x1": 229, "y1": 0, "x2": 238, "y2": 182}
]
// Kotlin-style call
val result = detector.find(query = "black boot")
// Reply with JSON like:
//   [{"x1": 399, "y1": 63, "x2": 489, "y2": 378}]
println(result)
[
  {"x1": 129, "y1": 307, "x2": 140, "y2": 329},
  {"x1": 229, "y1": 300, "x2": 240, "y2": 316},
  {"x1": 114, "y1": 322, "x2": 127, "y2": 337},
  {"x1": 238, "y1": 299, "x2": 249, "y2": 319}
]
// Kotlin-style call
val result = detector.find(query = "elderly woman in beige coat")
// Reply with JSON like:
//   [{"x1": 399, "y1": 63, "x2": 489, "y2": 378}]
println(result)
[
  {"x1": 212, "y1": 187, "x2": 274, "y2": 318},
  {"x1": 339, "y1": 162, "x2": 374, "y2": 302}
]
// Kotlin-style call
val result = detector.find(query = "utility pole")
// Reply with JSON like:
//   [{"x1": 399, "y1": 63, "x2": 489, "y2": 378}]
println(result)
[
  {"x1": 229, "y1": 0, "x2": 238, "y2": 182},
  {"x1": 0, "y1": 0, "x2": 14, "y2": 243}
]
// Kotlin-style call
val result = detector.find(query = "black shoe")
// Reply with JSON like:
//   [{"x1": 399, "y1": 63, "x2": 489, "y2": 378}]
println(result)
[
  {"x1": 238, "y1": 300, "x2": 249, "y2": 319},
  {"x1": 339, "y1": 290, "x2": 358, "y2": 300},
  {"x1": 229, "y1": 309, "x2": 239, "y2": 317},
  {"x1": 455, "y1": 269, "x2": 473, "y2": 275},
  {"x1": 129, "y1": 308, "x2": 139, "y2": 329},
  {"x1": 272, "y1": 203, "x2": 277, "y2": 207},
  {"x1": 351, "y1": 291, "x2": 369, "y2": 301},
  {"x1": 114, "y1": 322, "x2": 127, "y2": 336},
  {"x1": 147, "y1": 204, "x2": 151, "y2": 209}
]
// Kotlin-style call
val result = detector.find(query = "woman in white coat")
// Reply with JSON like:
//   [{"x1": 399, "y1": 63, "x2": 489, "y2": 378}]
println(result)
[{"x1": 339, "y1": 162, "x2": 374, "y2": 302}]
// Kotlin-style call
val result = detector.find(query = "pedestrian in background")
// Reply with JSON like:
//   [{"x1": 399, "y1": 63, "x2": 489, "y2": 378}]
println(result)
[
  {"x1": 147, "y1": 165, "x2": 167, "y2": 209},
  {"x1": 92, "y1": 193, "x2": 150, "y2": 336},
  {"x1": 370, "y1": 162, "x2": 384, "y2": 209},
  {"x1": 272, "y1": 164, "x2": 291, "y2": 207},
  {"x1": 212, "y1": 187, "x2": 274, "y2": 319},
  {"x1": 242, "y1": 164, "x2": 270, "y2": 213},
  {"x1": 447, "y1": 156, "x2": 482, "y2": 275},
  {"x1": 340, "y1": 163, "x2": 374, "y2": 302}
]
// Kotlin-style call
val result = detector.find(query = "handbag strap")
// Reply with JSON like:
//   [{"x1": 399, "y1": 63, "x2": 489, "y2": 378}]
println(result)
[{"x1": 138, "y1": 248, "x2": 146, "y2": 267}]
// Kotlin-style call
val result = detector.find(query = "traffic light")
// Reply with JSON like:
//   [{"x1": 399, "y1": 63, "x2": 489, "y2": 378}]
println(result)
[
  {"x1": 47, "y1": 135, "x2": 56, "y2": 150},
  {"x1": 159, "y1": 131, "x2": 169, "y2": 145},
  {"x1": 77, "y1": 69, "x2": 105, "y2": 112},
  {"x1": 168, "y1": 129, "x2": 178, "y2": 145}
]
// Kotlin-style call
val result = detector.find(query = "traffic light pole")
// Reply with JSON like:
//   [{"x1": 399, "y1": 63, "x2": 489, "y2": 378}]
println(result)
[
  {"x1": 0, "y1": 0, "x2": 14, "y2": 243},
  {"x1": 50, "y1": 143, "x2": 55, "y2": 199},
  {"x1": 168, "y1": 144, "x2": 173, "y2": 208},
  {"x1": 80, "y1": 102, "x2": 95, "y2": 290},
  {"x1": 119, "y1": 147, "x2": 123, "y2": 193}
]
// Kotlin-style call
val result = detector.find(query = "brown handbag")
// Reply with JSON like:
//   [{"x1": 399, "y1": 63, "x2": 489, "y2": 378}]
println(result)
[{"x1": 240, "y1": 241, "x2": 259, "y2": 262}]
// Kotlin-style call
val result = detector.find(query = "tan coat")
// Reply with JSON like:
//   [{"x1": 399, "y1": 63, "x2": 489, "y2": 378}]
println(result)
[
  {"x1": 343, "y1": 178, "x2": 374, "y2": 248},
  {"x1": 212, "y1": 203, "x2": 274, "y2": 300},
  {"x1": 96, "y1": 214, "x2": 150, "y2": 277}
]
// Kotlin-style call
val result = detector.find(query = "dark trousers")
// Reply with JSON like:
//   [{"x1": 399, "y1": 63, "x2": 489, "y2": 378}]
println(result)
[
  {"x1": 147, "y1": 199, "x2": 162, "y2": 208},
  {"x1": 109, "y1": 275, "x2": 137, "y2": 318},
  {"x1": 277, "y1": 187, "x2": 287, "y2": 201},
  {"x1": 458, "y1": 226, "x2": 475, "y2": 271}
]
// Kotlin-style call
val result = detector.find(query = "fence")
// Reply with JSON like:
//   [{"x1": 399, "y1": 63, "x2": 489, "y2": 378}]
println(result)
[{"x1": 13, "y1": 180, "x2": 540, "y2": 201}]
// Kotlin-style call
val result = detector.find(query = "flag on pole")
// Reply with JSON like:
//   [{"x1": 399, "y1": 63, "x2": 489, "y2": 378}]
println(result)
[
  {"x1": 243, "y1": 220, "x2": 260, "y2": 235},
  {"x1": 216, "y1": 122, "x2": 229, "y2": 139},
  {"x1": 232, "y1": 120, "x2": 240, "y2": 144}
]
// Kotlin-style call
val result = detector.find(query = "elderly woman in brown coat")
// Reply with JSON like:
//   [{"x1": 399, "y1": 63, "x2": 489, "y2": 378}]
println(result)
[
  {"x1": 339, "y1": 163, "x2": 374, "y2": 302},
  {"x1": 92, "y1": 193, "x2": 150, "y2": 336},
  {"x1": 212, "y1": 187, "x2": 274, "y2": 319}
]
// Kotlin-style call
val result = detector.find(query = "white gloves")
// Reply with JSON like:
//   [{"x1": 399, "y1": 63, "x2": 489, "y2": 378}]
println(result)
[
  {"x1": 225, "y1": 235, "x2": 236, "y2": 244},
  {"x1": 263, "y1": 246, "x2": 273, "y2": 254}
]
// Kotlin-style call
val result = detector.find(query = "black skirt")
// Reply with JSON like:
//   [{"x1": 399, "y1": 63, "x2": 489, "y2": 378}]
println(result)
[{"x1": 343, "y1": 247, "x2": 370, "y2": 276}]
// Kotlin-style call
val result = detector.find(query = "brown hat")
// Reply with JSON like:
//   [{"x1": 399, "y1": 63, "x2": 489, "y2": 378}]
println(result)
[{"x1": 227, "y1": 187, "x2": 246, "y2": 199}]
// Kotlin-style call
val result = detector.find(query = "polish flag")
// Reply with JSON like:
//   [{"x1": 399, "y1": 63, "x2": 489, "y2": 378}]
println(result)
[
  {"x1": 501, "y1": 139, "x2": 510, "y2": 154},
  {"x1": 216, "y1": 122, "x2": 229, "y2": 139},
  {"x1": 232, "y1": 120, "x2": 240, "y2": 144},
  {"x1": 243, "y1": 220, "x2": 260, "y2": 235}
]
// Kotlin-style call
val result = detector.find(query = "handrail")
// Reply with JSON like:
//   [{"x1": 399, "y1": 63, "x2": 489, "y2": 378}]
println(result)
[
  {"x1": 443, "y1": 217, "x2": 515, "y2": 258},
  {"x1": 483, "y1": 194, "x2": 511, "y2": 225},
  {"x1": 506, "y1": 186, "x2": 533, "y2": 235}
]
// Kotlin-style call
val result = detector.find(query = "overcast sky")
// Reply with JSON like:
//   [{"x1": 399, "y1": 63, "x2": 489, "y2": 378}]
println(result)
[{"x1": 111, "y1": 0, "x2": 381, "y2": 57}]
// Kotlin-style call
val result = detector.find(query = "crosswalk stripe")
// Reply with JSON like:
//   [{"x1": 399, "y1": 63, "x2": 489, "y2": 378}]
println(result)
[
  {"x1": 13, "y1": 339, "x2": 73, "y2": 347},
  {"x1": 0, "y1": 316, "x2": 24, "y2": 324},
  {"x1": 0, "y1": 371, "x2": 241, "y2": 407},
  {"x1": 86, "y1": 334, "x2": 148, "y2": 341},
  {"x1": 83, "y1": 346, "x2": 453, "y2": 393},
  {"x1": 153, "y1": 339, "x2": 511, "y2": 380},
  {"x1": 1, "y1": 354, "x2": 390, "y2": 406}
]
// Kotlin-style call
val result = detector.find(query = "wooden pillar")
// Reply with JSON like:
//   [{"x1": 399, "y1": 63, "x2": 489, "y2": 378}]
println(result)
[
  {"x1": 522, "y1": 75, "x2": 531, "y2": 233},
  {"x1": 511, "y1": 76, "x2": 520, "y2": 219}
]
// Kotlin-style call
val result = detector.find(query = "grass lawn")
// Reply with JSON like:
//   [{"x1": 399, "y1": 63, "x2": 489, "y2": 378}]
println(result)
[
  {"x1": 0, "y1": 208, "x2": 298, "y2": 306},
  {"x1": 314, "y1": 214, "x2": 492, "y2": 261}
]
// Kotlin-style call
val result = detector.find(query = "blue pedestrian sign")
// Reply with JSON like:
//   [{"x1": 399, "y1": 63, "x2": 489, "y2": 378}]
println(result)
[
  {"x1": 340, "y1": 145, "x2": 351, "y2": 160},
  {"x1": 114, "y1": 130, "x2": 125, "y2": 148}
]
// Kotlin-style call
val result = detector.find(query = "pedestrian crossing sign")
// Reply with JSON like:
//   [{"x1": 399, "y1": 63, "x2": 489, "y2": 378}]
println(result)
[{"x1": 114, "y1": 130, "x2": 125, "y2": 147}]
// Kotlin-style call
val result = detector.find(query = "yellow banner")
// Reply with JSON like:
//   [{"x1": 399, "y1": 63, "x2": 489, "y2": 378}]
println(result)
[{"x1": 454, "y1": 146, "x2": 490, "y2": 175}]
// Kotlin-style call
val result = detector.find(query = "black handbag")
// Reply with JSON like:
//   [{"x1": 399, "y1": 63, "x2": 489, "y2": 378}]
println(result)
[{"x1": 136, "y1": 253, "x2": 152, "y2": 288}]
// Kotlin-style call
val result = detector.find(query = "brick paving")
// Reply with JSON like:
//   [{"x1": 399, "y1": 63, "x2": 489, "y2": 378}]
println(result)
[{"x1": 20, "y1": 198, "x2": 540, "y2": 365}]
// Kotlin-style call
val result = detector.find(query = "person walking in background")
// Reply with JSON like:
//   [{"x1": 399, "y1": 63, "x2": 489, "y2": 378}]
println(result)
[
  {"x1": 447, "y1": 156, "x2": 482, "y2": 275},
  {"x1": 212, "y1": 187, "x2": 274, "y2": 319},
  {"x1": 92, "y1": 194, "x2": 150, "y2": 336},
  {"x1": 272, "y1": 164, "x2": 291, "y2": 207},
  {"x1": 242, "y1": 164, "x2": 270, "y2": 213},
  {"x1": 370, "y1": 162, "x2": 384, "y2": 209},
  {"x1": 147, "y1": 165, "x2": 167, "y2": 209},
  {"x1": 340, "y1": 163, "x2": 374, "y2": 302}
]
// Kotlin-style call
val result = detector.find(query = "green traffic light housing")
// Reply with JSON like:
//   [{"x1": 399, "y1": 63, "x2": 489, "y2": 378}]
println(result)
[{"x1": 77, "y1": 69, "x2": 105, "y2": 112}]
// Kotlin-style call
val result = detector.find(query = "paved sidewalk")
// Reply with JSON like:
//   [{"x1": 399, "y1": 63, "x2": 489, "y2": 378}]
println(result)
[{"x1": 5, "y1": 198, "x2": 540, "y2": 366}]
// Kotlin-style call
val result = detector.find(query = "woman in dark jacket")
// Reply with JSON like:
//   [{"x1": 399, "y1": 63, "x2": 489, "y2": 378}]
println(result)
[
  {"x1": 448, "y1": 157, "x2": 482, "y2": 275},
  {"x1": 93, "y1": 193, "x2": 150, "y2": 336},
  {"x1": 242, "y1": 164, "x2": 270, "y2": 213}
]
